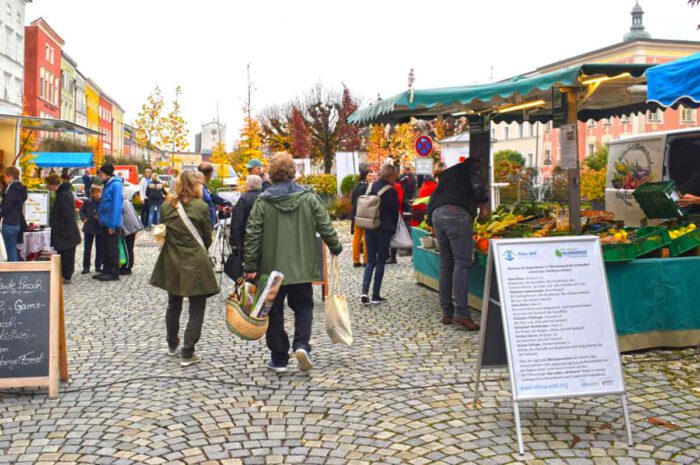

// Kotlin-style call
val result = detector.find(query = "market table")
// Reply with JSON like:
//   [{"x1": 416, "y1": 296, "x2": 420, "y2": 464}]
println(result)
[
  {"x1": 412, "y1": 227, "x2": 700, "y2": 352},
  {"x1": 20, "y1": 229, "x2": 55, "y2": 261}
]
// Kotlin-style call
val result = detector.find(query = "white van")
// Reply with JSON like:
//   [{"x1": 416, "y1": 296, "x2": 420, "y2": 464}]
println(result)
[{"x1": 605, "y1": 128, "x2": 700, "y2": 226}]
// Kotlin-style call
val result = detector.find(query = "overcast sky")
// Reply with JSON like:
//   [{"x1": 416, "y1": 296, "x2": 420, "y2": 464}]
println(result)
[{"x1": 26, "y1": 0, "x2": 700, "y2": 148}]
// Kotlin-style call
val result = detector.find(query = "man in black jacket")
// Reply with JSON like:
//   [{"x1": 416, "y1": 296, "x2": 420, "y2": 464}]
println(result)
[
  {"x1": 0, "y1": 166, "x2": 27, "y2": 262},
  {"x1": 427, "y1": 158, "x2": 489, "y2": 331},
  {"x1": 46, "y1": 175, "x2": 81, "y2": 282}
]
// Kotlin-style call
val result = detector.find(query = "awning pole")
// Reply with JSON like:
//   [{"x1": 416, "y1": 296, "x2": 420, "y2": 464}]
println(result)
[{"x1": 566, "y1": 90, "x2": 582, "y2": 234}]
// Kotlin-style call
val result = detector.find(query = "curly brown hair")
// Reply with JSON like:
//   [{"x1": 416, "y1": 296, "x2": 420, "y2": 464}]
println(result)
[{"x1": 268, "y1": 152, "x2": 295, "y2": 183}]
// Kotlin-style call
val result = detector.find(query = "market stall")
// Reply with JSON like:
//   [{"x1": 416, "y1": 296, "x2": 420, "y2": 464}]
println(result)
[{"x1": 351, "y1": 58, "x2": 700, "y2": 352}]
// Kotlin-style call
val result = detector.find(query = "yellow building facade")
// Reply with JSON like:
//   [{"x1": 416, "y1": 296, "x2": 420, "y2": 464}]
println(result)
[
  {"x1": 112, "y1": 104, "x2": 124, "y2": 159},
  {"x1": 85, "y1": 81, "x2": 100, "y2": 147}
]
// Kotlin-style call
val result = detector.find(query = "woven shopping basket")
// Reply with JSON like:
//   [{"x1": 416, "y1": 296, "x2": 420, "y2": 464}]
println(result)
[{"x1": 225, "y1": 284, "x2": 268, "y2": 341}]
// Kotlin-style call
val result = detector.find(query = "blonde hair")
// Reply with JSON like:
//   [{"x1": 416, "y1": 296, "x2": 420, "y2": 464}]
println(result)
[
  {"x1": 269, "y1": 152, "x2": 295, "y2": 183},
  {"x1": 168, "y1": 169, "x2": 202, "y2": 207}
]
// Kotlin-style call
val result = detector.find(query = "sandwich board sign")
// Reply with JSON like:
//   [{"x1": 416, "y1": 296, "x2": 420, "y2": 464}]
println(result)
[
  {"x1": 0, "y1": 255, "x2": 68, "y2": 398},
  {"x1": 473, "y1": 236, "x2": 632, "y2": 454}
]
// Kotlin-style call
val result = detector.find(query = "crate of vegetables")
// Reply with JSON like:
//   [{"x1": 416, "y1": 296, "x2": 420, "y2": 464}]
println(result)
[
  {"x1": 599, "y1": 228, "x2": 636, "y2": 262},
  {"x1": 667, "y1": 223, "x2": 700, "y2": 256},
  {"x1": 633, "y1": 226, "x2": 671, "y2": 257},
  {"x1": 602, "y1": 243, "x2": 637, "y2": 262},
  {"x1": 632, "y1": 181, "x2": 686, "y2": 219}
]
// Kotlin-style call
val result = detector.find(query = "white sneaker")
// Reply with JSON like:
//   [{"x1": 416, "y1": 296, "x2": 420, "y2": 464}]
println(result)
[
  {"x1": 180, "y1": 353, "x2": 202, "y2": 367},
  {"x1": 361, "y1": 294, "x2": 370, "y2": 306},
  {"x1": 295, "y1": 348, "x2": 313, "y2": 372},
  {"x1": 267, "y1": 361, "x2": 288, "y2": 373}
]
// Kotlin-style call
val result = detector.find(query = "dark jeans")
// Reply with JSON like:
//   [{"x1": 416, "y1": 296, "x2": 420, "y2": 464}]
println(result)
[
  {"x1": 2, "y1": 223, "x2": 20, "y2": 262},
  {"x1": 266, "y1": 283, "x2": 314, "y2": 367},
  {"x1": 120, "y1": 233, "x2": 136, "y2": 271},
  {"x1": 362, "y1": 229, "x2": 392, "y2": 297},
  {"x1": 58, "y1": 248, "x2": 76, "y2": 280},
  {"x1": 166, "y1": 294, "x2": 207, "y2": 358},
  {"x1": 432, "y1": 205, "x2": 473, "y2": 319},
  {"x1": 140, "y1": 199, "x2": 150, "y2": 227},
  {"x1": 83, "y1": 233, "x2": 103, "y2": 271},
  {"x1": 99, "y1": 226, "x2": 120, "y2": 277}
]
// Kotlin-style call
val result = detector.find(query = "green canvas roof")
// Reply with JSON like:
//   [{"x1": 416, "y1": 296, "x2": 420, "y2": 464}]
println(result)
[{"x1": 349, "y1": 63, "x2": 655, "y2": 125}]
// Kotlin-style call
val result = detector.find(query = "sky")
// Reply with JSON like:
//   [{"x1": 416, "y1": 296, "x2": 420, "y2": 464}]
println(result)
[{"x1": 26, "y1": 0, "x2": 700, "y2": 149}]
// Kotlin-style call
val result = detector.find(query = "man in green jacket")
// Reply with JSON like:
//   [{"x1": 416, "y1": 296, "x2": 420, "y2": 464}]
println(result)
[{"x1": 245, "y1": 153, "x2": 342, "y2": 373}]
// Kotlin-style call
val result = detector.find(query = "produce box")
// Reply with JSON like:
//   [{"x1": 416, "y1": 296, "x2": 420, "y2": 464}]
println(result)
[
  {"x1": 602, "y1": 243, "x2": 636, "y2": 262},
  {"x1": 668, "y1": 224, "x2": 700, "y2": 256},
  {"x1": 633, "y1": 226, "x2": 670, "y2": 258},
  {"x1": 632, "y1": 182, "x2": 686, "y2": 219}
]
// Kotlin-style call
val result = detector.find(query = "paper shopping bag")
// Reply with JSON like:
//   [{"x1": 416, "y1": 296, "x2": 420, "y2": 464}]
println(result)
[{"x1": 324, "y1": 257, "x2": 353, "y2": 346}]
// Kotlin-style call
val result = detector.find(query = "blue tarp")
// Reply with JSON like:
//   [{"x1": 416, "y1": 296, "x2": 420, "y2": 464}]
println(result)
[
  {"x1": 647, "y1": 52, "x2": 700, "y2": 108},
  {"x1": 33, "y1": 152, "x2": 93, "y2": 168}
]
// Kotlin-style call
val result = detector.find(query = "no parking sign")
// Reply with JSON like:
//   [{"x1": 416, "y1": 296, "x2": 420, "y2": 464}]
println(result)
[{"x1": 414, "y1": 135, "x2": 433, "y2": 157}]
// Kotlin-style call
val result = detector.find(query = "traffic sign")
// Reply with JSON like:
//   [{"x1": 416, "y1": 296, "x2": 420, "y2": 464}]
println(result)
[{"x1": 414, "y1": 135, "x2": 433, "y2": 157}]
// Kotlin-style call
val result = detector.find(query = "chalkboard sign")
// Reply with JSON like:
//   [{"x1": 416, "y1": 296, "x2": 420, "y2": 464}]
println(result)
[
  {"x1": 0, "y1": 270, "x2": 51, "y2": 377},
  {"x1": 0, "y1": 257, "x2": 62, "y2": 398}
]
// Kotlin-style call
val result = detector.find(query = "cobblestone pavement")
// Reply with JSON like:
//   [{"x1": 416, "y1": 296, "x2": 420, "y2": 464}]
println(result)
[{"x1": 0, "y1": 222, "x2": 699, "y2": 464}]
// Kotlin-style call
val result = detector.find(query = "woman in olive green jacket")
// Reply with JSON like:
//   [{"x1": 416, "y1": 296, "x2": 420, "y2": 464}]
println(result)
[{"x1": 151, "y1": 169, "x2": 219, "y2": 367}]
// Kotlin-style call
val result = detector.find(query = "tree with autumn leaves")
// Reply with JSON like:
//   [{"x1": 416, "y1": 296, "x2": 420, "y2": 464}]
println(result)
[
  {"x1": 134, "y1": 86, "x2": 190, "y2": 167},
  {"x1": 231, "y1": 106, "x2": 264, "y2": 176}
]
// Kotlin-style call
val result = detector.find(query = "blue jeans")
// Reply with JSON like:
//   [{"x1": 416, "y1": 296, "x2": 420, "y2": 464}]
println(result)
[
  {"x1": 432, "y1": 205, "x2": 473, "y2": 319},
  {"x1": 2, "y1": 224, "x2": 20, "y2": 262},
  {"x1": 149, "y1": 201, "x2": 162, "y2": 226},
  {"x1": 362, "y1": 229, "x2": 392, "y2": 298}
]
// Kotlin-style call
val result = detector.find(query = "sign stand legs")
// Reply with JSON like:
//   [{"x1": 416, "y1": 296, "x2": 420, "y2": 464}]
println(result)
[
  {"x1": 621, "y1": 395, "x2": 633, "y2": 446},
  {"x1": 473, "y1": 250, "x2": 494, "y2": 405},
  {"x1": 513, "y1": 401, "x2": 525, "y2": 455},
  {"x1": 59, "y1": 281, "x2": 68, "y2": 382}
]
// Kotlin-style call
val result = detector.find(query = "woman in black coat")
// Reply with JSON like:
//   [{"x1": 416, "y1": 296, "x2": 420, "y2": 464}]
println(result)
[
  {"x1": 46, "y1": 175, "x2": 81, "y2": 283},
  {"x1": 227, "y1": 175, "x2": 262, "y2": 280}
]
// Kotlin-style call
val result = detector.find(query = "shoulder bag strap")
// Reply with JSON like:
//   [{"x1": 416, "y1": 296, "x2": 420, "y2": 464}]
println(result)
[
  {"x1": 377, "y1": 185, "x2": 392, "y2": 197},
  {"x1": 176, "y1": 202, "x2": 207, "y2": 251}
]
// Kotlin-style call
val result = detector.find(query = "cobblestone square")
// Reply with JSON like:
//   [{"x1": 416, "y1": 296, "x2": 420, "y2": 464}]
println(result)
[{"x1": 0, "y1": 224, "x2": 698, "y2": 464}]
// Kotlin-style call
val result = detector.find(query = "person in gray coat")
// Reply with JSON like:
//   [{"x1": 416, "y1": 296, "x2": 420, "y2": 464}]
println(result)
[{"x1": 120, "y1": 198, "x2": 144, "y2": 275}]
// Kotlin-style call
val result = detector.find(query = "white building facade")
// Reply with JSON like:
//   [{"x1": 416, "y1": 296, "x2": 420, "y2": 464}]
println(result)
[
  {"x1": 0, "y1": 0, "x2": 30, "y2": 115},
  {"x1": 198, "y1": 121, "x2": 226, "y2": 155}
]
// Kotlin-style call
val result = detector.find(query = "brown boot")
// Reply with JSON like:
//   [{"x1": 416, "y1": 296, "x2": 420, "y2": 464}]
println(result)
[
  {"x1": 453, "y1": 317, "x2": 480, "y2": 331},
  {"x1": 442, "y1": 315, "x2": 453, "y2": 325}
]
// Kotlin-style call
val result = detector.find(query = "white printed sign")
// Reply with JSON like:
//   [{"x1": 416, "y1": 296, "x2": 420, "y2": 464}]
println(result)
[
  {"x1": 559, "y1": 123, "x2": 578, "y2": 170},
  {"x1": 24, "y1": 191, "x2": 50, "y2": 226},
  {"x1": 491, "y1": 236, "x2": 624, "y2": 401}
]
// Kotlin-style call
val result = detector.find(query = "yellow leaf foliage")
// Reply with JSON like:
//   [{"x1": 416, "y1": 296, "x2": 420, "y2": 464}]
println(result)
[
  {"x1": 367, "y1": 124, "x2": 388, "y2": 166},
  {"x1": 232, "y1": 111, "x2": 264, "y2": 177}
]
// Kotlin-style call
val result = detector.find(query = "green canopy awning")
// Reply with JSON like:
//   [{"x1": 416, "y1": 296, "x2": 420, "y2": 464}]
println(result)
[{"x1": 349, "y1": 63, "x2": 654, "y2": 125}]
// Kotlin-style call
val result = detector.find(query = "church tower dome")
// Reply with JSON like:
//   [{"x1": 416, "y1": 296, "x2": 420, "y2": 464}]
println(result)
[{"x1": 624, "y1": 1, "x2": 652, "y2": 42}]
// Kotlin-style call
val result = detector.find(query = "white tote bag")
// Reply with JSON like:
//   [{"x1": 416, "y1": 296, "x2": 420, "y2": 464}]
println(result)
[
  {"x1": 0, "y1": 225, "x2": 6, "y2": 262},
  {"x1": 390, "y1": 216, "x2": 413, "y2": 249},
  {"x1": 325, "y1": 256, "x2": 353, "y2": 346}
]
